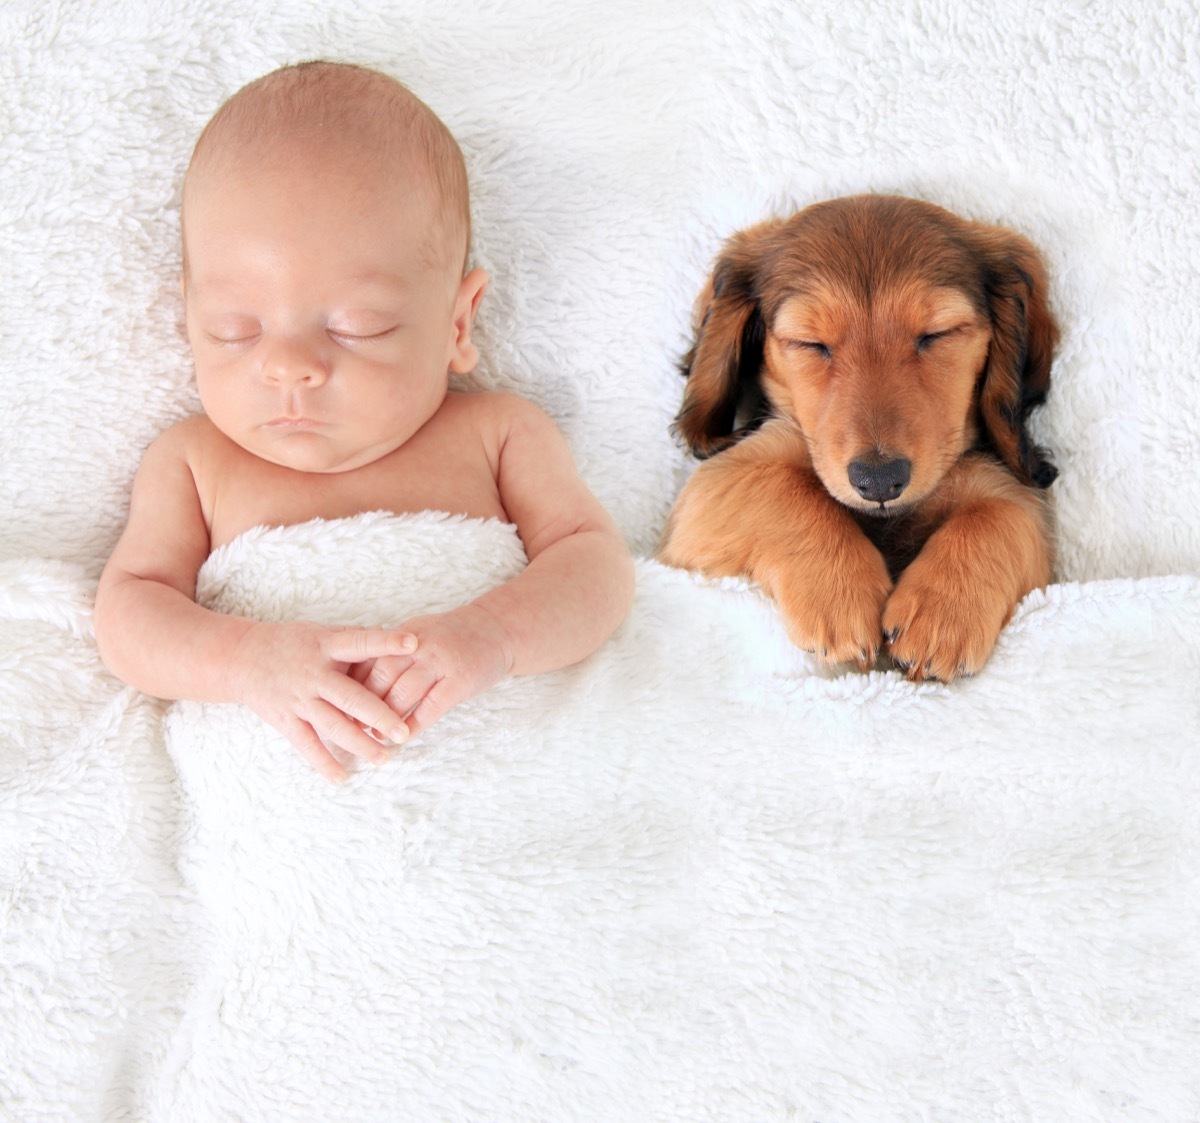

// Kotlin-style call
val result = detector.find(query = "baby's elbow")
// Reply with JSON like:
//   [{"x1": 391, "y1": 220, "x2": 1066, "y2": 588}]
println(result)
[
  {"x1": 564, "y1": 520, "x2": 635, "y2": 626},
  {"x1": 92, "y1": 569, "x2": 133, "y2": 677},
  {"x1": 603, "y1": 529, "x2": 637, "y2": 622}
]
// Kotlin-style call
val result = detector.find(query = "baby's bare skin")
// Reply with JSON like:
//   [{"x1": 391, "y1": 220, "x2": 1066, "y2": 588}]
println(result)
[{"x1": 94, "y1": 64, "x2": 634, "y2": 783}]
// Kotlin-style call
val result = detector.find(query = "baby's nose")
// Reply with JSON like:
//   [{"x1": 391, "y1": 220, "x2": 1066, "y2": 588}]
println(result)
[{"x1": 261, "y1": 336, "x2": 330, "y2": 386}]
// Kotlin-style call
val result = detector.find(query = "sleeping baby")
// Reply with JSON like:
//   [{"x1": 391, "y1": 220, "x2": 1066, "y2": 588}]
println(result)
[{"x1": 95, "y1": 61, "x2": 635, "y2": 784}]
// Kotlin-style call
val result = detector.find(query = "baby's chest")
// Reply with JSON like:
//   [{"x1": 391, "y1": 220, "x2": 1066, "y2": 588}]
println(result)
[{"x1": 207, "y1": 441, "x2": 507, "y2": 549}]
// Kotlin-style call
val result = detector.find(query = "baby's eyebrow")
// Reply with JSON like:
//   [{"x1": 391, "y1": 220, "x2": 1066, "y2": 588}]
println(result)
[
  {"x1": 186, "y1": 274, "x2": 414, "y2": 307},
  {"x1": 344, "y1": 271, "x2": 413, "y2": 294},
  {"x1": 185, "y1": 277, "x2": 258, "y2": 301}
]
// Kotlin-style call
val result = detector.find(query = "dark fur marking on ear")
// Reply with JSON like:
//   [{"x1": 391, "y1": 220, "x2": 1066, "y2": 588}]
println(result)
[
  {"x1": 671, "y1": 303, "x2": 768, "y2": 459},
  {"x1": 975, "y1": 235, "x2": 1060, "y2": 488},
  {"x1": 1021, "y1": 384, "x2": 1048, "y2": 415}
]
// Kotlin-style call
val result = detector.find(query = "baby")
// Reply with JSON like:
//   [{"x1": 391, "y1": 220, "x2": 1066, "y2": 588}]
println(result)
[{"x1": 95, "y1": 61, "x2": 635, "y2": 784}]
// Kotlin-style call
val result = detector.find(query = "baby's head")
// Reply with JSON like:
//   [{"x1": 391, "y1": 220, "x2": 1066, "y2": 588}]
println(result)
[{"x1": 181, "y1": 62, "x2": 487, "y2": 474}]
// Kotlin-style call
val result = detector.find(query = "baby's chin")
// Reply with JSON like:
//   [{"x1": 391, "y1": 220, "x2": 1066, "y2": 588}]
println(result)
[{"x1": 243, "y1": 430, "x2": 400, "y2": 475}]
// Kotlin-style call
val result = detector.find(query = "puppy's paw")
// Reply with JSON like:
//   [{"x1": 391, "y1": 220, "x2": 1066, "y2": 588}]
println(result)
[
  {"x1": 883, "y1": 554, "x2": 1014, "y2": 682},
  {"x1": 772, "y1": 544, "x2": 892, "y2": 670}
]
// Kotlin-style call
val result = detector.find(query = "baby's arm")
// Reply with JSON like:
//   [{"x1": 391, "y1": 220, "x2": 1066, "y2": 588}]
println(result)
[
  {"x1": 94, "y1": 424, "x2": 415, "y2": 783},
  {"x1": 363, "y1": 396, "x2": 635, "y2": 735}
]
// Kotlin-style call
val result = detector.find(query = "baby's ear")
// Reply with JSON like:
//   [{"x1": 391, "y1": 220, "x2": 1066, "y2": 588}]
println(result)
[{"x1": 448, "y1": 267, "x2": 489, "y2": 374}]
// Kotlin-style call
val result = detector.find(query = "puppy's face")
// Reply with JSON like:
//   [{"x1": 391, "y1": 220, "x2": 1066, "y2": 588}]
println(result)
[
  {"x1": 762, "y1": 278, "x2": 990, "y2": 515},
  {"x1": 675, "y1": 195, "x2": 1059, "y2": 510}
]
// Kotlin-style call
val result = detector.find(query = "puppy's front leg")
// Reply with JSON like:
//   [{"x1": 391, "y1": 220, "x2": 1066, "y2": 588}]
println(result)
[
  {"x1": 883, "y1": 459, "x2": 1053, "y2": 681},
  {"x1": 660, "y1": 431, "x2": 892, "y2": 668}
]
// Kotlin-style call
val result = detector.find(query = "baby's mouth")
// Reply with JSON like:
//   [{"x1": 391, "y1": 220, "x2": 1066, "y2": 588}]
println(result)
[{"x1": 265, "y1": 416, "x2": 324, "y2": 429}]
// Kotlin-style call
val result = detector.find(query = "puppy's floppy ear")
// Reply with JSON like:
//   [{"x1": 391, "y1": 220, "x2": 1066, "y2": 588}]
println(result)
[
  {"x1": 972, "y1": 224, "x2": 1060, "y2": 488},
  {"x1": 674, "y1": 220, "x2": 781, "y2": 458}
]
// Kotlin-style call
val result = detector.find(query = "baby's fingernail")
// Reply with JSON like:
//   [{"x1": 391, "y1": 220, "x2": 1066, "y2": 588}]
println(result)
[
  {"x1": 398, "y1": 634, "x2": 417, "y2": 653},
  {"x1": 392, "y1": 723, "x2": 410, "y2": 744}
]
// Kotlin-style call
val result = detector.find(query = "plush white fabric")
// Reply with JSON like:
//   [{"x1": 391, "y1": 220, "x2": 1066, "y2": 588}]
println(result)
[
  {"x1": 2, "y1": 1, "x2": 1198, "y2": 1120},
  {"x1": 2, "y1": 514, "x2": 1197, "y2": 1120}
]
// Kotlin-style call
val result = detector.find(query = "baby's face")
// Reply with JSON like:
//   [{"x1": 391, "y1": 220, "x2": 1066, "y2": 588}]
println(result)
[{"x1": 183, "y1": 147, "x2": 479, "y2": 474}]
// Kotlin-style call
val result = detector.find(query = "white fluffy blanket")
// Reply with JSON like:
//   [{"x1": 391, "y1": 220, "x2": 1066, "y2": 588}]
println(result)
[
  {"x1": 2, "y1": 1, "x2": 1199, "y2": 1120},
  {"x1": 5, "y1": 515, "x2": 1198, "y2": 1120}
]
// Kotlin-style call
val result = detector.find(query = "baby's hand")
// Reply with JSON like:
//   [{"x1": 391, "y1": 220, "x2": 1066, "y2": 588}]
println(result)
[
  {"x1": 359, "y1": 604, "x2": 515, "y2": 739},
  {"x1": 226, "y1": 620, "x2": 419, "y2": 784}
]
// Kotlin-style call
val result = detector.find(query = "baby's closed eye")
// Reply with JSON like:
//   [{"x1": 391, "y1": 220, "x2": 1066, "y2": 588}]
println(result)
[
  {"x1": 327, "y1": 325, "x2": 399, "y2": 344},
  {"x1": 326, "y1": 309, "x2": 403, "y2": 343},
  {"x1": 204, "y1": 316, "x2": 261, "y2": 345}
]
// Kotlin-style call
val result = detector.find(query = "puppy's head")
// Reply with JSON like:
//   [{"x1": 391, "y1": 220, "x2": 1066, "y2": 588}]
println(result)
[{"x1": 675, "y1": 195, "x2": 1058, "y2": 514}]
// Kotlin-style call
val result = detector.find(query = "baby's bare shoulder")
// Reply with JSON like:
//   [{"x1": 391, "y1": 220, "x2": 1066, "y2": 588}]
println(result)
[
  {"x1": 136, "y1": 415, "x2": 243, "y2": 498},
  {"x1": 145, "y1": 413, "x2": 222, "y2": 459},
  {"x1": 438, "y1": 389, "x2": 560, "y2": 445},
  {"x1": 443, "y1": 388, "x2": 548, "y2": 423}
]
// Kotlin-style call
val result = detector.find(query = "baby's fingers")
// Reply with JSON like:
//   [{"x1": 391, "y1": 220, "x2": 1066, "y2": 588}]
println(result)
[
  {"x1": 320, "y1": 676, "x2": 411, "y2": 748},
  {"x1": 348, "y1": 659, "x2": 374, "y2": 686},
  {"x1": 325, "y1": 628, "x2": 417, "y2": 665},
  {"x1": 402, "y1": 690, "x2": 455, "y2": 741},
  {"x1": 280, "y1": 715, "x2": 348, "y2": 786},
  {"x1": 362, "y1": 654, "x2": 414, "y2": 699},
  {"x1": 391, "y1": 671, "x2": 467, "y2": 741},
  {"x1": 380, "y1": 664, "x2": 440, "y2": 726},
  {"x1": 307, "y1": 697, "x2": 400, "y2": 766}
]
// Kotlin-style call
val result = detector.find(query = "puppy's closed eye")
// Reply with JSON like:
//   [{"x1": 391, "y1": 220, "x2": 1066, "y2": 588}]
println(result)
[
  {"x1": 915, "y1": 328, "x2": 959, "y2": 353},
  {"x1": 786, "y1": 339, "x2": 832, "y2": 359}
]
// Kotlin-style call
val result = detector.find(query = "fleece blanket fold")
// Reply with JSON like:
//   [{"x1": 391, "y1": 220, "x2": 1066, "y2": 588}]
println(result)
[{"x1": 3, "y1": 0, "x2": 1200, "y2": 1119}]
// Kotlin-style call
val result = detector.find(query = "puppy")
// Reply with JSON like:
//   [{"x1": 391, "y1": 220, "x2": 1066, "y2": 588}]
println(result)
[{"x1": 658, "y1": 194, "x2": 1058, "y2": 681}]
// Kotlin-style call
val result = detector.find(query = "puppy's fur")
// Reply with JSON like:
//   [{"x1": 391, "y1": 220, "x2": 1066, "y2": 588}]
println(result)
[{"x1": 658, "y1": 194, "x2": 1058, "y2": 680}]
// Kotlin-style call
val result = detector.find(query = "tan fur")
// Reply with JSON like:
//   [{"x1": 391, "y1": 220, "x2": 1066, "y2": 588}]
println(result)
[{"x1": 659, "y1": 195, "x2": 1058, "y2": 680}]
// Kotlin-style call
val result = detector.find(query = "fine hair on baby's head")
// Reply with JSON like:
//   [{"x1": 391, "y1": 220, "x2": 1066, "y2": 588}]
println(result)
[{"x1": 181, "y1": 60, "x2": 471, "y2": 276}]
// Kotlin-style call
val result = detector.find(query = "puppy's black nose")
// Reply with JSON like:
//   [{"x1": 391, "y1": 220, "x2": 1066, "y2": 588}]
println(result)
[{"x1": 848, "y1": 457, "x2": 911, "y2": 503}]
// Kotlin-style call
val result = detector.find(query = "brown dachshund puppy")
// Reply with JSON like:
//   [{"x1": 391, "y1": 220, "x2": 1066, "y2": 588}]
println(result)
[{"x1": 658, "y1": 194, "x2": 1058, "y2": 681}]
